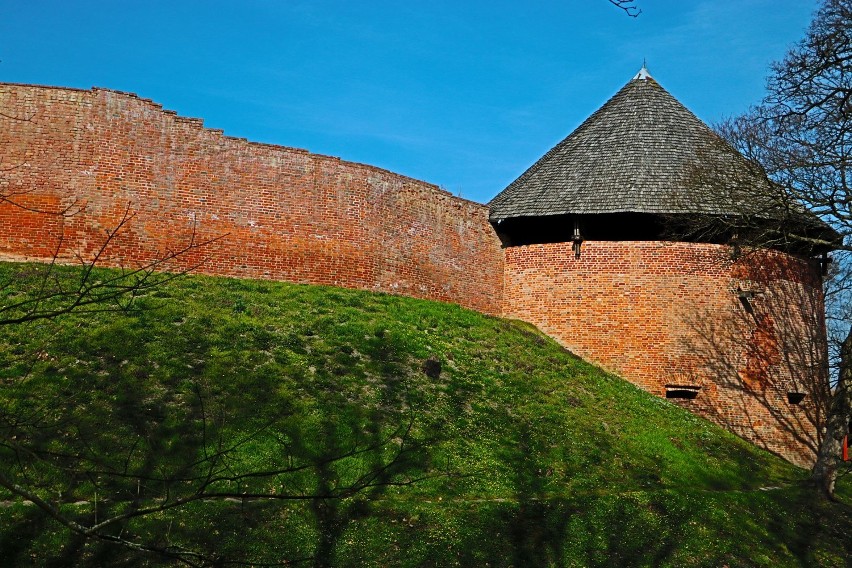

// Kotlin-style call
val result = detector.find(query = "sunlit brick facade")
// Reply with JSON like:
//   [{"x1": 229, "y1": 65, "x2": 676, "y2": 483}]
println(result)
[{"x1": 0, "y1": 77, "x2": 828, "y2": 466}]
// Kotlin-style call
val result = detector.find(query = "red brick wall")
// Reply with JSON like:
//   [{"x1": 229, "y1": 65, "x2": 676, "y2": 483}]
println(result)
[
  {"x1": 0, "y1": 83, "x2": 503, "y2": 314},
  {"x1": 503, "y1": 241, "x2": 828, "y2": 466},
  {"x1": 0, "y1": 82, "x2": 828, "y2": 466}
]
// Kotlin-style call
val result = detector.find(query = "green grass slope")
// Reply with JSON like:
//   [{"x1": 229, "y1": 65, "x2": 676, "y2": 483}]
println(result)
[{"x1": 0, "y1": 263, "x2": 849, "y2": 567}]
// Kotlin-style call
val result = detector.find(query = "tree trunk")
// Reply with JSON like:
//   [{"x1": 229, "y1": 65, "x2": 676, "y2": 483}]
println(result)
[{"x1": 810, "y1": 326, "x2": 852, "y2": 499}]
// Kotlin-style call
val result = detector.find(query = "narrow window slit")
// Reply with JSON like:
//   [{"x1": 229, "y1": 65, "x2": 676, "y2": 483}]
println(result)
[{"x1": 665, "y1": 385, "x2": 701, "y2": 400}]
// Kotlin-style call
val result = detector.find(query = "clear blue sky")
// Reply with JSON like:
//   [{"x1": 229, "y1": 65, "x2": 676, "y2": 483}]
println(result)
[{"x1": 0, "y1": 1, "x2": 816, "y2": 204}]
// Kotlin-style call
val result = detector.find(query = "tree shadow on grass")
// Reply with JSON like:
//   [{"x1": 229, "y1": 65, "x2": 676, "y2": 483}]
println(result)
[
  {"x1": 0, "y1": 298, "x2": 454, "y2": 567},
  {"x1": 434, "y1": 486, "x2": 852, "y2": 568}
]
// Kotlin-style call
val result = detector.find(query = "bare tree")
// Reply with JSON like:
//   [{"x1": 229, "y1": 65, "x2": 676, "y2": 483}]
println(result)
[{"x1": 680, "y1": 0, "x2": 851, "y2": 498}]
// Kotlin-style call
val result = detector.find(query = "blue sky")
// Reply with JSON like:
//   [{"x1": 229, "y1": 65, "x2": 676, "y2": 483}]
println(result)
[{"x1": 0, "y1": 1, "x2": 817, "y2": 203}]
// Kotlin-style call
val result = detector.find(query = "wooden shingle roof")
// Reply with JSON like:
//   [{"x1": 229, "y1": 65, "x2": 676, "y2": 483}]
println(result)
[{"x1": 489, "y1": 68, "x2": 775, "y2": 222}]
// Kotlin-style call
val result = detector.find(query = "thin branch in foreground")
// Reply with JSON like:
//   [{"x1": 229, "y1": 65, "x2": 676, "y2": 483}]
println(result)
[
  {"x1": 608, "y1": 0, "x2": 641, "y2": 17},
  {"x1": 0, "y1": 205, "x2": 227, "y2": 325}
]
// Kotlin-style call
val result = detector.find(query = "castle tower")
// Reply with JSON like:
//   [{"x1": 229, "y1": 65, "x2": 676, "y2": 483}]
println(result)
[
  {"x1": 490, "y1": 68, "x2": 830, "y2": 466},
  {"x1": 0, "y1": 77, "x2": 832, "y2": 466}
]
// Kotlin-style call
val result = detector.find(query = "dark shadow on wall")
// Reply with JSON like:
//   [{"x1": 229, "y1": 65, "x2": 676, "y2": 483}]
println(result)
[{"x1": 670, "y1": 247, "x2": 830, "y2": 466}]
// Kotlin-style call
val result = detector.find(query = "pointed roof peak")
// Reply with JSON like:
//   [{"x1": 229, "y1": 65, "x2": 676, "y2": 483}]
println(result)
[
  {"x1": 489, "y1": 70, "x2": 776, "y2": 221},
  {"x1": 632, "y1": 64, "x2": 652, "y2": 81}
]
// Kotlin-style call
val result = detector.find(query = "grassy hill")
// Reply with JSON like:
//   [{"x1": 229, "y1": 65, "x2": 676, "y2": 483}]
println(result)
[{"x1": 0, "y1": 262, "x2": 849, "y2": 567}]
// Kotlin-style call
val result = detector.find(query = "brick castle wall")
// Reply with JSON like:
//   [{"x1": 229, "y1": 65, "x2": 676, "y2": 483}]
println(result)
[
  {"x1": 0, "y1": 83, "x2": 828, "y2": 466},
  {"x1": 503, "y1": 241, "x2": 827, "y2": 466},
  {"x1": 0, "y1": 83, "x2": 503, "y2": 314}
]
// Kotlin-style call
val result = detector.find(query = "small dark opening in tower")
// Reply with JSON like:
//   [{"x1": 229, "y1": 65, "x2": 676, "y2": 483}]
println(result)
[
  {"x1": 738, "y1": 291, "x2": 755, "y2": 314},
  {"x1": 665, "y1": 385, "x2": 700, "y2": 399},
  {"x1": 787, "y1": 392, "x2": 806, "y2": 405}
]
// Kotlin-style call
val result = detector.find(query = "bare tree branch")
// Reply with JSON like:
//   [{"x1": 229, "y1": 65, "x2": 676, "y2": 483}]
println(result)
[
  {"x1": 671, "y1": 0, "x2": 851, "y2": 499},
  {"x1": 607, "y1": 0, "x2": 641, "y2": 17}
]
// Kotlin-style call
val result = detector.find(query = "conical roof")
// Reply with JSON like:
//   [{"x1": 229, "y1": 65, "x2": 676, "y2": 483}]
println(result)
[{"x1": 489, "y1": 68, "x2": 774, "y2": 222}]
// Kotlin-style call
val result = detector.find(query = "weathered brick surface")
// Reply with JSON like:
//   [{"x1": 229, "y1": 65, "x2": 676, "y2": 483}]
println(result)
[
  {"x1": 503, "y1": 241, "x2": 827, "y2": 467},
  {"x1": 0, "y1": 83, "x2": 504, "y2": 314},
  {"x1": 0, "y1": 83, "x2": 829, "y2": 466}
]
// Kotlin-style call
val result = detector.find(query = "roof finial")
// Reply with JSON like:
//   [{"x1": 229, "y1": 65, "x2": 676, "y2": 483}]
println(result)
[{"x1": 633, "y1": 60, "x2": 651, "y2": 80}]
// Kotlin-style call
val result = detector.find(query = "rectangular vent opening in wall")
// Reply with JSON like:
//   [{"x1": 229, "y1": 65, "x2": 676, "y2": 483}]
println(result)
[
  {"x1": 665, "y1": 385, "x2": 701, "y2": 400},
  {"x1": 787, "y1": 392, "x2": 807, "y2": 405}
]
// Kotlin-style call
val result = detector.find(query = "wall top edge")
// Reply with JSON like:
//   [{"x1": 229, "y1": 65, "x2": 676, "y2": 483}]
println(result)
[{"x1": 0, "y1": 81, "x2": 489, "y2": 210}]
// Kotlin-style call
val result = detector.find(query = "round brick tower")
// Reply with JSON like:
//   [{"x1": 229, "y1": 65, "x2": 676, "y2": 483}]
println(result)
[{"x1": 490, "y1": 68, "x2": 833, "y2": 467}]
